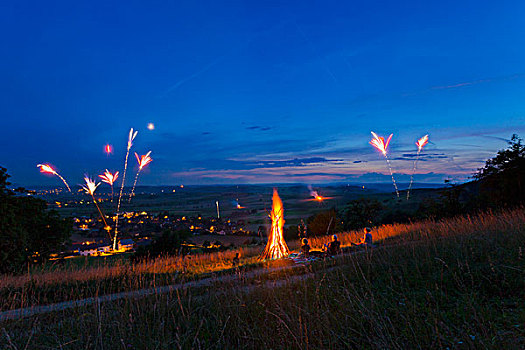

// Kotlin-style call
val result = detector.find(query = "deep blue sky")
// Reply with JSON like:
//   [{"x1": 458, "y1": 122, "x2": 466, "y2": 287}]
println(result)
[{"x1": 1, "y1": 0, "x2": 524, "y2": 186}]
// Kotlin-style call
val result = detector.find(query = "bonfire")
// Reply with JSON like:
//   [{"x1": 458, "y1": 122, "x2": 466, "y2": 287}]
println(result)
[{"x1": 260, "y1": 189, "x2": 290, "y2": 260}]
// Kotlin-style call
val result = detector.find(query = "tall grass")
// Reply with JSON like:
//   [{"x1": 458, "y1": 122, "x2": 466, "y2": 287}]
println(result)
[
  {"x1": 1, "y1": 207, "x2": 524, "y2": 348},
  {"x1": 1, "y1": 207, "x2": 524, "y2": 313}
]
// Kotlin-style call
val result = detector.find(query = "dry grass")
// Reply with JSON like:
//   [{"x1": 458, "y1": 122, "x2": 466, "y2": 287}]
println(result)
[
  {"x1": 1, "y1": 207, "x2": 524, "y2": 312},
  {"x1": 1, "y1": 207, "x2": 524, "y2": 348}
]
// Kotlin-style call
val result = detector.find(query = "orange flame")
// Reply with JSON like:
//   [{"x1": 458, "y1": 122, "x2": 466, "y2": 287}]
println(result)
[
  {"x1": 369, "y1": 131, "x2": 393, "y2": 155},
  {"x1": 260, "y1": 189, "x2": 290, "y2": 260},
  {"x1": 416, "y1": 134, "x2": 429, "y2": 152}
]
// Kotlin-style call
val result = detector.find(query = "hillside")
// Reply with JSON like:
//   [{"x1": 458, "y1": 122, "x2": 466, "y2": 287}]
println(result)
[{"x1": 1, "y1": 208, "x2": 524, "y2": 348}]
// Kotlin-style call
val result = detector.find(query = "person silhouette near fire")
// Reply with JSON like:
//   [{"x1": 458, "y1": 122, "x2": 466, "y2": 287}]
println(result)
[{"x1": 352, "y1": 227, "x2": 375, "y2": 248}]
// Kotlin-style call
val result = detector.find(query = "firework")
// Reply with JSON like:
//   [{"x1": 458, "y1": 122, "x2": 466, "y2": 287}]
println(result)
[
  {"x1": 147, "y1": 122, "x2": 155, "y2": 130},
  {"x1": 99, "y1": 169, "x2": 119, "y2": 202},
  {"x1": 370, "y1": 131, "x2": 399, "y2": 197},
  {"x1": 115, "y1": 128, "x2": 138, "y2": 250},
  {"x1": 307, "y1": 185, "x2": 329, "y2": 202},
  {"x1": 104, "y1": 144, "x2": 113, "y2": 155},
  {"x1": 407, "y1": 134, "x2": 429, "y2": 200},
  {"x1": 37, "y1": 164, "x2": 71, "y2": 192},
  {"x1": 82, "y1": 176, "x2": 110, "y2": 232},
  {"x1": 128, "y1": 151, "x2": 152, "y2": 201}
]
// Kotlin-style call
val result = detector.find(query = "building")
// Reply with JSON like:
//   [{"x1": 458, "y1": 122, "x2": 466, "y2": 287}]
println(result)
[{"x1": 118, "y1": 239, "x2": 135, "y2": 252}]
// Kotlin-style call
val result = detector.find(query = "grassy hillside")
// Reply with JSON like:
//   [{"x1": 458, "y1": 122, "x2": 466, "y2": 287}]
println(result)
[{"x1": 1, "y1": 208, "x2": 524, "y2": 348}]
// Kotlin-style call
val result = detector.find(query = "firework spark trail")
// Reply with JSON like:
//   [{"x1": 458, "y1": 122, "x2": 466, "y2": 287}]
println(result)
[
  {"x1": 129, "y1": 151, "x2": 152, "y2": 202},
  {"x1": 369, "y1": 132, "x2": 399, "y2": 198},
  {"x1": 82, "y1": 176, "x2": 110, "y2": 236},
  {"x1": 99, "y1": 170, "x2": 119, "y2": 202},
  {"x1": 37, "y1": 164, "x2": 71, "y2": 192},
  {"x1": 407, "y1": 134, "x2": 429, "y2": 200},
  {"x1": 384, "y1": 154, "x2": 399, "y2": 198},
  {"x1": 115, "y1": 128, "x2": 138, "y2": 250}
]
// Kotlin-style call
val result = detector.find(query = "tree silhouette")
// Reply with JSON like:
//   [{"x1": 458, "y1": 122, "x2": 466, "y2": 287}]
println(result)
[
  {"x1": 475, "y1": 134, "x2": 525, "y2": 207},
  {"x1": 0, "y1": 166, "x2": 72, "y2": 273}
]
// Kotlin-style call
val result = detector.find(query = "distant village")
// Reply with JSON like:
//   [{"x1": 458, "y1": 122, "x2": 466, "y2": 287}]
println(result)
[
  {"x1": 58, "y1": 210, "x2": 262, "y2": 259},
  {"x1": 24, "y1": 187, "x2": 266, "y2": 259}
]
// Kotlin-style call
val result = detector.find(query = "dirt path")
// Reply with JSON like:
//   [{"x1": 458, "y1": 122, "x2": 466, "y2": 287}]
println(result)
[{"x1": 0, "y1": 247, "x2": 377, "y2": 322}]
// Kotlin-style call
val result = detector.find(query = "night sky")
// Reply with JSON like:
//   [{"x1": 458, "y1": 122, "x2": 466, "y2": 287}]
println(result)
[{"x1": 1, "y1": 1, "x2": 525, "y2": 186}]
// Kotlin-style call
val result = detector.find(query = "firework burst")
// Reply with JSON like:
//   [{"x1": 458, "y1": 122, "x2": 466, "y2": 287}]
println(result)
[
  {"x1": 99, "y1": 169, "x2": 119, "y2": 202},
  {"x1": 129, "y1": 151, "x2": 152, "y2": 201},
  {"x1": 115, "y1": 128, "x2": 138, "y2": 250},
  {"x1": 82, "y1": 176, "x2": 110, "y2": 232},
  {"x1": 407, "y1": 134, "x2": 429, "y2": 200},
  {"x1": 37, "y1": 164, "x2": 71, "y2": 192},
  {"x1": 369, "y1": 131, "x2": 399, "y2": 198},
  {"x1": 306, "y1": 185, "x2": 332, "y2": 202}
]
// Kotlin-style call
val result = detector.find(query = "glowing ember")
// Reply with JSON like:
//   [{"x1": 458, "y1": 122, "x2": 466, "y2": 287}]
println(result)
[
  {"x1": 369, "y1": 131, "x2": 399, "y2": 198},
  {"x1": 37, "y1": 164, "x2": 71, "y2": 192},
  {"x1": 407, "y1": 134, "x2": 430, "y2": 200},
  {"x1": 104, "y1": 144, "x2": 113, "y2": 155},
  {"x1": 129, "y1": 151, "x2": 153, "y2": 201},
  {"x1": 260, "y1": 189, "x2": 290, "y2": 260}
]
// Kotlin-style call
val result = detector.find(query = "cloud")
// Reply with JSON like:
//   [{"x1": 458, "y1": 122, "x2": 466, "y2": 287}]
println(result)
[
  {"x1": 250, "y1": 157, "x2": 342, "y2": 168},
  {"x1": 430, "y1": 74, "x2": 524, "y2": 90},
  {"x1": 245, "y1": 125, "x2": 273, "y2": 131},
  {"x1": 391, "y1": 152, "x2": 449, "y2": 161}
]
